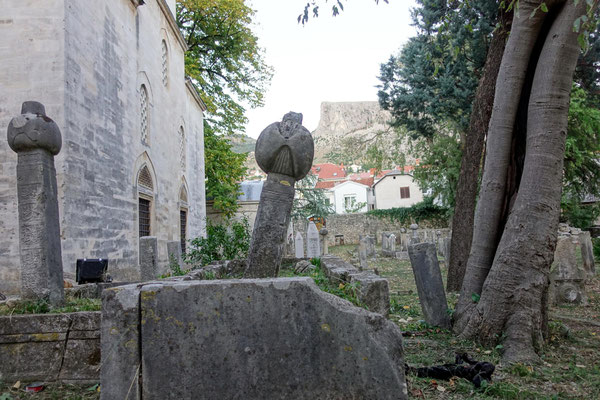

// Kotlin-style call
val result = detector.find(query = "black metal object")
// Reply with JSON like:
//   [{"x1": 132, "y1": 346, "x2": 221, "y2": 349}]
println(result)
[{"x1": 76, "y1": 258, "x2": 109, "y2": 284}]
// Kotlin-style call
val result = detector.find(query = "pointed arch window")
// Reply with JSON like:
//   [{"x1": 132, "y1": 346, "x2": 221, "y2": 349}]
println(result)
[
  {"x1": 161, "y1": 40, "x2": 168, "y2": 87},
  {"x1": 178, "y1": 126, "x2": 186, "y2": 170},
  {"x1": 179, "y1": 185, "x2": 189, "y2": 253},
  {"x1": 137, "y1": 165, "x2": 154, "y2": 237},
  {"x1": 140, "y1": 85, "x2": 149, "y2": 145}
]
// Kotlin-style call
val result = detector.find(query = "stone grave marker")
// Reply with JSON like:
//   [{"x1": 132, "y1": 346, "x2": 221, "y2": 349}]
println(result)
[
  {"x1": 294, "y1": 232, "x2": 304, "y2": 258},
  {"x1": 101, "y1": 278, "x2": 408, "y2": 399},
  {"x1": 410, "y1": 223, "x2": 420, "y2": 245},
  {"x1": 550, "y1": 236, "x2": 587, "y2": 305},
  {"x1": 306, "y1": 221, "x2": 320, "y2": 259},
  {"x1": 7, "y1": 101, "x2": 64, "y2": 305},
  {"x1": 245, "y1": 112, "x2": 314, "y2": 277},
  {"x1": 579, "y1": 231, "x2": 596, "y2": 278},
  {"x1": 319, "y1": 227, "x2": 329, "y2": 255},
  {"x1": 358, "y1": 236, "x2": 368, "y2": 271},
  {"x1": 407, "y1": 242, "x2": 451, "y2": 328},
  {"x1": 140, "y1": 237, "x2": 158, "y2": 281}
]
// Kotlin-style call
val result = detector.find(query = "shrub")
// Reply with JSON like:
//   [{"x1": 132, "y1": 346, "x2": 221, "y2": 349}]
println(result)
[{"x1": 185, "y1": 218, "x2": 251, "y2": 267}]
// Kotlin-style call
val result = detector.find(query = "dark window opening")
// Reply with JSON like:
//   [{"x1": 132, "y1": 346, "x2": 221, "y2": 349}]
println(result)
[
  {"x1": 180, "y1": 209, "x2": 187, "y2": 254},
  {"x1": 139, "y1": 198, "x2": 151, "y2": 237},
  {"x1": 400, "y1": 187, "x2": 410, "y2": 199}
]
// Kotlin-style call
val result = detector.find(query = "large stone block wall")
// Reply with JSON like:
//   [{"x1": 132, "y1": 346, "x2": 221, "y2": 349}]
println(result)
[
  {"x1": 0, "y1": 0, "x2": 67, "y2": 295},
  {"x1": 0, "y1": 312, "x2": 101, "y2": 383},
  {"x1": 294, "y1": 213, "x2": 449, "y2": 246},
  {"x1": 0, "y1": 0, "x2": 206, "y2": 294}
]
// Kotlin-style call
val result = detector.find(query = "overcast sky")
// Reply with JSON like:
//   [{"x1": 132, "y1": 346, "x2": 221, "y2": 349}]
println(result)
[{"x1": 244, "y1": 0, "x2": 418, "y2": 139}]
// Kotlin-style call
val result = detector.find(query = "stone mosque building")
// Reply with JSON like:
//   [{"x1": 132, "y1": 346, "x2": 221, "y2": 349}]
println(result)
[{"x1": 0, "y1": 0, "x2": 207, "y2": 295}]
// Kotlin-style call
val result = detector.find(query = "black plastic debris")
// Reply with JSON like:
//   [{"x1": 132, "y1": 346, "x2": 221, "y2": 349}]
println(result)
[{"x1": 405, "y1": 352, "x2": 495, "y2": 388}]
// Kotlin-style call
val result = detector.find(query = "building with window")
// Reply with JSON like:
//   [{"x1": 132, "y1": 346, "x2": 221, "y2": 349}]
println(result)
[
  {"x1": 0, "y1": 0, "x2": 207, "y2": 294},
  {"x1": 372, "y1": 170, "x2": 424, "y2": 210}
]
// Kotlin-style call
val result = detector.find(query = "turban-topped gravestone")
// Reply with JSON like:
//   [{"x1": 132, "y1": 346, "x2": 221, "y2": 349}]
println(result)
[
  {"x1": 245, "y1": 112, "x2": 314, "y2": 278},
  {"x1": 7, "y1": 101, "x2": 64, "y2": 305}
]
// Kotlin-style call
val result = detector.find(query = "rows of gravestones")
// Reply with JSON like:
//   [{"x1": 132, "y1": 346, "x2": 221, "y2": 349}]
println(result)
[{"x1": 4, "y1": 104, "x2": 595, "y2": 395}]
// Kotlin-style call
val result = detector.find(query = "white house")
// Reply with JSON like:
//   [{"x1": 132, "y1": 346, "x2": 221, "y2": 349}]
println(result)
[
  {"x1": 329, "y1": 181, "x2": 370, "y2": 214},
  {"x1": 372, "y1": 171, "x2": 423, "y2": 209}
]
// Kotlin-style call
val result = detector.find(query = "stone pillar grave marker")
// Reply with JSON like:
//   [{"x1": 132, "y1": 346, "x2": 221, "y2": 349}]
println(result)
[
  {"x1": 319, "y1": 227, "x2": 329, "y2": 255},
  {"x1": 140, "y1": 237, "x2": 158, "y2": 281},
  {"x1": 358, "y1": 236, "x2": 368, "y2": 271},
  {"x1": 294, "y1": 232, "x2": 304, "y2": 258},
  {"x1": 245, "y1": 112, "x2": 314, "y2": 277},
  {"x1": 7, "y1": 101, "x2": 64, "y2": 305},
  {"x1": 306, "y1": 221, "x2": 320, "y2": 259},
  {"x1": 407, "y1": 242, "x2": 451, "y2": 328}
]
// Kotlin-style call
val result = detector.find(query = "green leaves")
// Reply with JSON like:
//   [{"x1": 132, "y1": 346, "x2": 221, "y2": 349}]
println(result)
[
  {"x1": 471, "y1": 293, "x2": 481, "y2": 303},
  {"x1": 177, "y1": 0, "x2": 272, "y2": 136},
  {"x1": 203, "y1": 124, "x2": 247, "y2": 217}
]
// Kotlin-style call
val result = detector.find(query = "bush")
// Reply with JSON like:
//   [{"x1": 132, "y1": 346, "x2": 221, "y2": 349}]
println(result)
[
  {"x1": 185, "y1": 218, "x2": 251, "y2": 267},
  {"x1": 367, "y1": 197, "x2": 448, "y2": 225},
  {"x1": 593, "y1": 237, "x2": 600, "y2": 263}
]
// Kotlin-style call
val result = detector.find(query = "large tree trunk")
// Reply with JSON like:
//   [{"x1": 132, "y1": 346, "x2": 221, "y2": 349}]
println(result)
[
  {"x1": 446, "y1": 8, "x2": 512, "y2": 292},
  {"x1": 453, "y1": 0, "x2": 557, "y2": 328},
  {"x1": 454, "y1": 0, "x2": 591, "y2": 363}
]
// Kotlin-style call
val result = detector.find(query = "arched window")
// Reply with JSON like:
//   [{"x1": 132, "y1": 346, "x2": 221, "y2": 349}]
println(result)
[
  {"x1": 161, "y1": 40, "x2": 168, "y2": 87},
  {"x1": 179, "y1": 185, "x2": 188, "y2": 253},
  {"x1": 140, "y1": 85, "x2": 149, "y2": 145},
  {"x1": 178, "y1": 126, "x2": 186, "y2": 170},
  {"x1": 137, "y1": 165, "x2": 154, "y2": 237}
]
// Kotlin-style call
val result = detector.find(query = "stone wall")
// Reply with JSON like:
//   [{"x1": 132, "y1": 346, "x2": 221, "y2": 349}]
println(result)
[
  {"x1": 0, "y1": 312, "x2": 101, "y2": 383},
  {"x1": 0, "y1": 0, "x2": 206, "y2": 294},
  {"x1": 294, "y1": 213, "x2": 449, "y2": 246}
]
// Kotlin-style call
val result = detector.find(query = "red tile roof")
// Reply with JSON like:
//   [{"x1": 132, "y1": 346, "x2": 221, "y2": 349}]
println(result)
[
  {"x1": 311, "y1": 163, "x2": 346, "y2": 180},
  {"x1": 315, "y1": 180, "x2": 337, "y2": 189}
]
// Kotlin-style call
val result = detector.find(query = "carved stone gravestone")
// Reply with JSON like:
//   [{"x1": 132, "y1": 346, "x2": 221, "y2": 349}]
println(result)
[
  {"x1": 319, "y1": 228, "x2": 329, "y2": 256},
  {"x1": 140, "y1": 237, "x2": 158, "y2": 281},
  {"x1": 295, "y1": 232, "x2": 305, "y2": 259},
  {"x1": 7, "y1": 101, "x2": 64, "y2": 305},
  {"x1": 550, "y1": 236, "x2": 587, "y2": 305},
  {"x1": 579, "y1": 231, "x2": 596, "y2": 278},
  {"x1": 358, "y1": 236, "x2": 368, "y2": 271},
  {"x1": 306, "y1": 221, "x2": 321, "y2": 259},
  {"x1": 245, "y1": 112, "x2": 314, "y2": 277},
  {"x1": 407, "y1": 242, "x2": 451, "y2": 328},
  {"x1": 410, "y1": 223, "x2": 420, "y2": 245}
]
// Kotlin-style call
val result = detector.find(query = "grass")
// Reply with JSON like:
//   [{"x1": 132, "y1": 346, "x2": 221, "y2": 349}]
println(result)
[
  {"x1": 329, "y1": 244, "x2": 600, "y2": 399},
  {"x1": 0, "y1": 296, "x2": 101, "y2": 316}
]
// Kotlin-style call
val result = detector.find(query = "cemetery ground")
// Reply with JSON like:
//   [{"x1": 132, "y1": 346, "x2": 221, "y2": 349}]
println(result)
[{"x1": 1, "y1": 245, "x2": 598, "y2": 399}]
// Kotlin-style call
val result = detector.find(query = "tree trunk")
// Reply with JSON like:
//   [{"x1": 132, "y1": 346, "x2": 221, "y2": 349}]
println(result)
[
  {"x1": 446, "y1": 8, "x2": 512, "y2": 292},
  {"x1": 454, "y1": 0, "x2": 590, "y2": 363},
  {"x1": 453, "y1": 0, "x2": 557, "y2": 329}
]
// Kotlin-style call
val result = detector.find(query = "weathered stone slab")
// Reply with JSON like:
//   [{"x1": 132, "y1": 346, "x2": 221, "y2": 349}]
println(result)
[
  {"x1": 119, "y1": 278, "x2": 407, "y2": 399},
  {"x1": 349, "y1": 272, "x2": 390, "y2": 317},
  {"x1": 407, "y1": 243, "x2": 451, "y2": 328},
  {"x1": 306, "y1": 221, "x2": 321, "y2": 258},
  {"x1": 549, "y1": 236, "x2": 587, "y2": 305},
  {"x1": 139, "y1": 236, "x2": 158, "y2": 281},
  {"x1": 358, "y1": 236, "x2": 368, "y2": 270},
  {"x1": 167, "y1": 240, "x2": 183, "y2": 266},
  {"x1": 0, "y1": 312, "x2": 100, "y2": 383},
  {"x1": 295, "y1": 231, "x2": 305, "y2": 258},
  {"x1": 101, "y1": 285, "x2": 142, "y2": 400},
  {"x1": 320, "y1": 255, "x2": 358, "y2": 279},
  {"x1": 579, "y1": 231, "x2": 596, "y2": 277}
]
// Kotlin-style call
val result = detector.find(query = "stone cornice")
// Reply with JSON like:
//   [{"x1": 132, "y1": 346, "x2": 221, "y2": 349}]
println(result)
[{"x1": 186, "y1": 79, "x2": 207, "y2": 112}]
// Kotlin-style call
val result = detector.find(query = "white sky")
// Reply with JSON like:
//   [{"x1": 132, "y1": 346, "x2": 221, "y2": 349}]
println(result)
[{"x1": 244, "y1": 0, "x2": 418, "y2": 139}]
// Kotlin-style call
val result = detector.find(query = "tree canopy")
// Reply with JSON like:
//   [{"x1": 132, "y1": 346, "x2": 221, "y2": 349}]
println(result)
[
  {"x1": 176, "y1": 0, "x2": 273, "y2": 217},
  {"x1": 177, "y1": 0, "x2": 272, "y2": 136}
]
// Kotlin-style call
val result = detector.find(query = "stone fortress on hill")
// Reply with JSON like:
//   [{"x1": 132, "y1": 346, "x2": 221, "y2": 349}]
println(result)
[{"x1": 0, "y1": 0, "x2": 207, "y2": 295}]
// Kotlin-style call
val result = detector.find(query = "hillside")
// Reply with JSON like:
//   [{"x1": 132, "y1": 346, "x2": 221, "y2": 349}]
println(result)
[
  {"x1": 227, "y1": 133, "x2": 256, "y2": 154},
  {"x1": 311, "y1": 101, "x2": 413, "y2": 166}
]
